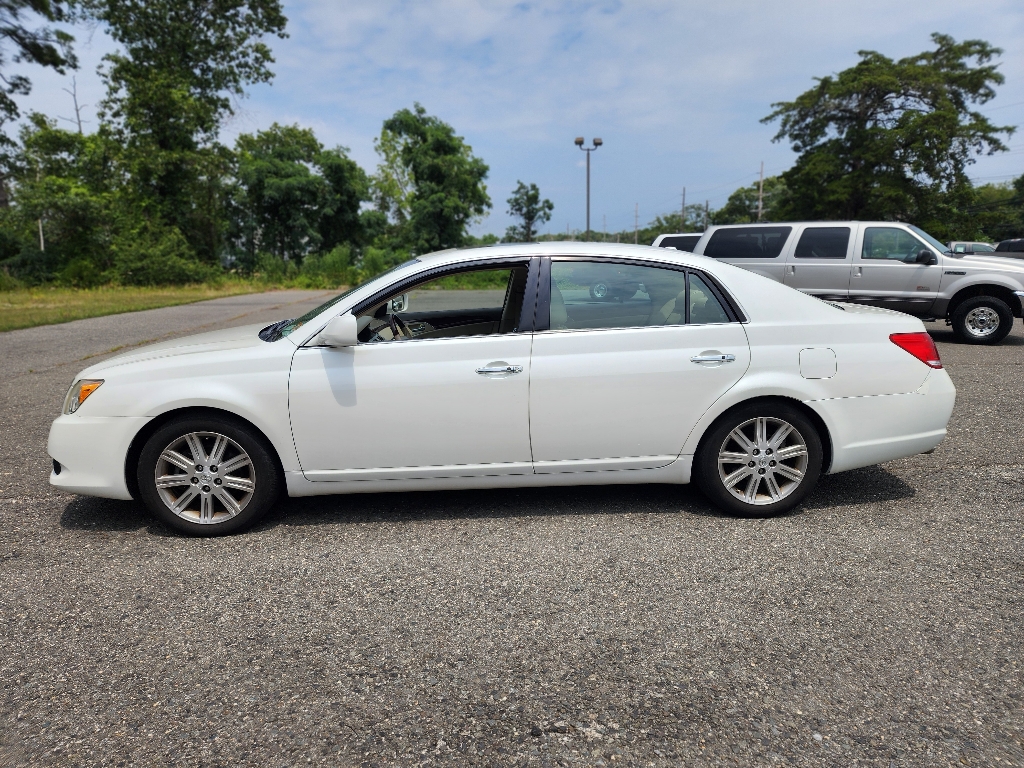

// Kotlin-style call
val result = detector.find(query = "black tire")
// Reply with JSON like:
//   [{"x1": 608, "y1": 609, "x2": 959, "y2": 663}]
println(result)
[
  {"x1": 137, "y1": 414, "x2": 281, "y2": 536},
  {"x1": 694, "y1": 401, "x2": 823, "y2": 518},
  {"x1": 951, "y1": 296, "x2": 1013, "y2": 345}
]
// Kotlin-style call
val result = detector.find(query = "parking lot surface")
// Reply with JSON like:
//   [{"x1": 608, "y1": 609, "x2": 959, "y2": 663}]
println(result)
[{"x1": 1, "y1": 294, "x2": 1022, "y2": 767}]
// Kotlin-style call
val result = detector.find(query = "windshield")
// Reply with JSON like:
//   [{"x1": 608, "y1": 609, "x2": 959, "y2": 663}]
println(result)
[
  {"x1": 279, "y1": 259, "x2": 421, "y2": 337},
  {"x1": 909, "y1": 225, "x2": 952, "y2": 255}
]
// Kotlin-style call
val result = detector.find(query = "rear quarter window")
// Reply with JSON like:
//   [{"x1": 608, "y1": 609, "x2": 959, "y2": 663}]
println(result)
[{"x1": 704, "y1": 227, "x2": 792, "y2": 259}]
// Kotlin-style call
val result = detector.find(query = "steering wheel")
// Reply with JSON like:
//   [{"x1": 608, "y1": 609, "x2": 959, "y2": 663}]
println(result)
[{"x1": 389, "y1": 313, "x2": 410, "y2": 340}]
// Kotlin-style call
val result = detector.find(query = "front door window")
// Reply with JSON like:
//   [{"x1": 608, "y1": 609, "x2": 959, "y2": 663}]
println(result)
[{"x1": 357, "y1": 264, "x2": 530, "y2": 342}]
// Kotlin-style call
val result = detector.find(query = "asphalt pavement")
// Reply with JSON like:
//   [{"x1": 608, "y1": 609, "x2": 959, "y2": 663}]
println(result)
[{"x1": 0, "y1": 294, "x2": 1022, "y2": 767}]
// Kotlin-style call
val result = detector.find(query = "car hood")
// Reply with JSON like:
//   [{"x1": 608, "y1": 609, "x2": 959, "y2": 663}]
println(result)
[
  {"x1": 81, "y1": 323, "x2": 270, "y2": 374},
  {"x1": 956, "y1": 254, "x2": 1024, "y2": 274}
]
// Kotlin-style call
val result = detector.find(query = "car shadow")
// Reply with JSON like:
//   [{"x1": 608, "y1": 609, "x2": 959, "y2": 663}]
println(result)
[
  {"x1": 59, "y1": 464, "x2": 917, "y2": 535},
  {"x1": 59, "y1": 495, "x2": 174, "y2": 535}
]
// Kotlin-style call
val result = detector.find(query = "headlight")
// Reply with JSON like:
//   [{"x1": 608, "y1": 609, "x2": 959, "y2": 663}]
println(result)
[{"x1": 63, "y1": 379, "x2": 104, "y2": 414}]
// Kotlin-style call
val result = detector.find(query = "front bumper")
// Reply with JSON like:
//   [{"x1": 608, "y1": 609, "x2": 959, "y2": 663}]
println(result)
[
  {"x1": 811, "y1": 368, "x2": 957, "y2": 474},
  {"x1": 48, "y1": 415, "x2": 151, "y2": 500}
]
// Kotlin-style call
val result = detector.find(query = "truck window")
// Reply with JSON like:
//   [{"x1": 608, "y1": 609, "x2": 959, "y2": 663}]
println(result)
[
  {"x1": 703, "y1": 227, "x2": 792, "y2": 259},
  {"x1": 861, "y1": 228, "x2": 927, "y2": 261},
  {"x1": 794, "y1": 227, "x2": 850, "y2": 259},
  {"x1": 658, "y1": 235, "x2": 701, "y2": 251}
]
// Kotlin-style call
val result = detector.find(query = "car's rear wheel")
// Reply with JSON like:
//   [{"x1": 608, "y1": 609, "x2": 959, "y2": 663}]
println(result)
[
  {"x1": 951, "y1": 296, "x2": 1013, "y2": 345},
  {"x1": 695, "y1": 402, "x2": 822, "y2": 517},
  {"x1": 137, "y1": 415, "x2": 281, "y2": 536}
]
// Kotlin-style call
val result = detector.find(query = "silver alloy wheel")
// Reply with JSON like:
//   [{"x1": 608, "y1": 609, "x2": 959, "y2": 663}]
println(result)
[
  {"x1": 592, "y1": 283, "x2": 608, "y2": 298},
  {"x1": 717, "y1": 417, "x2": 809, "y2": 506},
  {"x1": 964, "y1": 306, "x2": 1000, "y2": 338},
  {"x1": 154, "y1": 431, "x2": 255, "y2": 524}
]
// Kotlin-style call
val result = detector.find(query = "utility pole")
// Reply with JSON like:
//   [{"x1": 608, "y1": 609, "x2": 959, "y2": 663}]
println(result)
[
  {"x1": 602, "y1": 214, "x2": 606, "y2": 242},
  {"x1": 757, "y1": 161, "x2": 764, "y2": 222},
  {"x1": 681, "y1": 187, "x2": 686, "y2": 230},
  {"x1": 35, "y1": 165, "x2": 44, "y2": 251},
  {"x1": 634, "y1": 203, "x2": 639, "y2": 244},
  {"x1": 574, "y1": 137, "x2": 603, "y2": 240},
  {"x1": 704, "y1": 200, "x2": 709, "y2": 230}
]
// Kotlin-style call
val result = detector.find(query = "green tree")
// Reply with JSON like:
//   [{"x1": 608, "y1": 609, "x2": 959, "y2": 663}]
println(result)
[
  {"x1": 229, "y1": 123, "x2": 369, "y2": 267},
  {"x1": 504, "y1": 181, "x2": 552, "y2": 242},
  {"x1": 712, "y1": 176, "x2": 789, "y2": 224},
  {"x1": 0, "y1": 114, "x2": 115, "y2": 283},
  {"x1": 967, "y1": 176, "x2": 1024, "y2": 242},
  {"x1": 763, "y1": 33, "x2": 1014, "y2": 239},
  {"x1": 81, "y1": 0, "x2": 288, "y2": 262},
  {"x1": 0, "y1": 0, "x2": 76, "y2": 136},
  {"x1": 374, "y1": 104, "x2": 490, "y2": 254}
]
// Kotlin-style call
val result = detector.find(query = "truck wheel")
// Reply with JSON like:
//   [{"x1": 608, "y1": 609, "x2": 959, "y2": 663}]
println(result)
[{"x1": 951, "y1": 296, "x2": 1013, "y2": 345}]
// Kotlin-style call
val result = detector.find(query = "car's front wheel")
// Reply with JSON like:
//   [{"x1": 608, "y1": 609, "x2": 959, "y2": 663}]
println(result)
[
  {"x1": 137, "y1": 415, "x2": 281, "y2": 536},
  {"x1": 695, "y1": 402, "x2": 823, "y2": 517},
  {"x1": 951, "y1": 296, "x2": 1013, "y2": 345}
]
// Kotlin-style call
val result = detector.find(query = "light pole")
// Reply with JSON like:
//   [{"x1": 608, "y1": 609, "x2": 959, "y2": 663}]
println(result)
[{"x1": 574, "y1": 136, "x2": 602, "y2": 240}]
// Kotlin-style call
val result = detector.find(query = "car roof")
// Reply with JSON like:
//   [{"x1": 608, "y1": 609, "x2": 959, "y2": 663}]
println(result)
[
  {"x1": 703, "y1": 221, "x2": 913, "y2": 228},
  {"x1": 416, "y1": 241, "x2": 706, "y2": 269}
]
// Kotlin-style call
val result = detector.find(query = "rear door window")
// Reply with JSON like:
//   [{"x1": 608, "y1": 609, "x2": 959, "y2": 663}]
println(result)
[
  {"x1": 704, "y1": 227, "x2": 792, "y2": 259},
  {"x1": 548, "y1": 261, "x2": 731, "y2": 330},
  {"x1": 794, "y1": 227, "x2": 851, "y2": 259}
]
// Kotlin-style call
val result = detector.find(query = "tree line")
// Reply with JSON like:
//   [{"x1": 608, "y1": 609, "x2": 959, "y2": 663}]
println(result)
[
  {"x1": 0, "y1": 7, "x2": 1020, "y2": 292},
  {"x1": 586, "y1": 34, "x2": 1022, "y2": 246},
  {"x1": 0, "y1": 0, "x2": 558, "y2": 289}
]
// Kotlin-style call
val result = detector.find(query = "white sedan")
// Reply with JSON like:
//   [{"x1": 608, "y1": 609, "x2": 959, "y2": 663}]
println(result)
[{"x1": 48, "y1": 243, "x2": 956, "y2": 535}]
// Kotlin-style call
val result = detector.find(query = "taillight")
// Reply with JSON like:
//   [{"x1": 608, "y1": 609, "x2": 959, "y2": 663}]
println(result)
[{"x1": 890, "y1": 332, "x2": 942, "y2": 369}]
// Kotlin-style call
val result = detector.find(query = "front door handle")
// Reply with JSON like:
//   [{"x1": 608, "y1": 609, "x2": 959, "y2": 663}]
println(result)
[
  {"x1": 476, "y1": 362, "x2": 523, "y2": 375},
  {"x1": 691, "y1": 353, "x2": 736, "y2": 364}
]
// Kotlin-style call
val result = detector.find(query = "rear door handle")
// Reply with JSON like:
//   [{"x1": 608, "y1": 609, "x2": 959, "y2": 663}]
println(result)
[
  {"x1": 476, "y1": 362, "x2": 523, "y2": 375},
  {"x1": 691, "y1": 354, "x2": 736, "y2": 364}
]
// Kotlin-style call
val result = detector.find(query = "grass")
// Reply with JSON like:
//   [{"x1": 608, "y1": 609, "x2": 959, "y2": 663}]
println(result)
[
  {"x1": 0, "y1": 282, "x2": 278, "y2": 333},
  {"x1": 0, "y1": 270, "x2": 511, "y2": 333}
]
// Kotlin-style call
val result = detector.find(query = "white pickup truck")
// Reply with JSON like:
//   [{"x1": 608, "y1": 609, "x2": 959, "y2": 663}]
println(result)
[{"x1": 654, "y1": 221, "x2": 1024, "y2": 344}]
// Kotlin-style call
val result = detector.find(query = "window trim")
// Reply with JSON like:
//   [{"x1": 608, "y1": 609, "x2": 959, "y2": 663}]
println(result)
[{"x1": 534, "y1": 255, "x2": 745, "y2": 334}]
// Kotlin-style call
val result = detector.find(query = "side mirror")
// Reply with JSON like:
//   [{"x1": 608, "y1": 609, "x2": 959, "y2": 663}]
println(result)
[
  {"x1": 916, "y1": 249, "x2": 937, "y2": 265},
  {"x1": 317, "y1": 313, "x2": 359, "y2": 347},
  {"x1": 389, "y1": 294, "x2": 409, "y2": 313}
]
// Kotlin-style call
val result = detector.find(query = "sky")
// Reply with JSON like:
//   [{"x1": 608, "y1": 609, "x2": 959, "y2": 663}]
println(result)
[{"x1": 14, "y1": 0, "x2": 1024, "y2": 238}]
